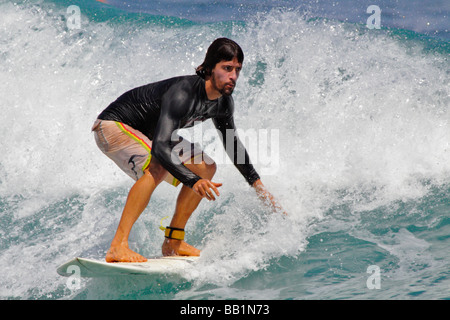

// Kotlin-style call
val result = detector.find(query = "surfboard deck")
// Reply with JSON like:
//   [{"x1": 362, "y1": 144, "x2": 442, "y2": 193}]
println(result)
[{"x1": 57, "y1": 256, "x2": 199, "y2": 277}]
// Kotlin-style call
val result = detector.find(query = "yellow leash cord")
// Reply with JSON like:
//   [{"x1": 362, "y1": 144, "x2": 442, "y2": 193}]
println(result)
[{"x1": 159, "y1": 216, "x2": 185, "y2": 240}]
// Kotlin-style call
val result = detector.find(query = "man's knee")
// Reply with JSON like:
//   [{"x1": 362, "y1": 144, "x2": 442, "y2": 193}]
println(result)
[
  {"x1": 185, "y1": 156, "x2": 216, "y2": 179},
  {"x1": 205, "y1": 161, "x2": 217, "y2": 178},
  {"x1": 201, "y1": 157, "x2": 217, "y2": 179}
]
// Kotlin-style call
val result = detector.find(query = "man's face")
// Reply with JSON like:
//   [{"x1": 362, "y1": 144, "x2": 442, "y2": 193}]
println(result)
[{"x1": 210, "y1": 57, "x2": 242, "y2": 96}]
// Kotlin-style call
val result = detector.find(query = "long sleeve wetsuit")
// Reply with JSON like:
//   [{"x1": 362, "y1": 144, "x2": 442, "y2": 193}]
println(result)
[{"x1": 97, "y1": 75, "x2": 260, "y2": 188}]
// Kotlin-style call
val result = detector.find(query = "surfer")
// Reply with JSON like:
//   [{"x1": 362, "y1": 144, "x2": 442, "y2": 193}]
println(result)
[{"x1": 92, "y1": 38, "x2": 283, "y2": 262}]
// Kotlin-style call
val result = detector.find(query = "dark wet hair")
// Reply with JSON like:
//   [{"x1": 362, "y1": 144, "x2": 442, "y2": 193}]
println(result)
[{"x1": 196, "y1": 38, "x2": 244, "y2": 79}]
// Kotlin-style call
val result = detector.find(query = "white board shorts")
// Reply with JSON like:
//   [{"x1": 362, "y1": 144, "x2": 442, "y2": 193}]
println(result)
[{"x1": 92, "y1": 119, "x2": 204, "y2": 186}]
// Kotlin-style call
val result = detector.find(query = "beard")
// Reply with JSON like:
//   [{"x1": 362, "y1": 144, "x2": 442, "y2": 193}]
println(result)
[{"x1": 211, "y1": 72, "x2": 235, "y2": 96}]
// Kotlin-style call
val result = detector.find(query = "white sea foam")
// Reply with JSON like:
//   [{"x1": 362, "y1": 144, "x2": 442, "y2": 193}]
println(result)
[{"x1": 0, "y1": 1, "x2": 448, "y2": 298}]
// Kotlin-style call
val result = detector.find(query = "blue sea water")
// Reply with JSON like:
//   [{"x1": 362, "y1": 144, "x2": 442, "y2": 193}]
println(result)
[{"x1": 0, "y1": 0, "x2": 449, "y2": 301}]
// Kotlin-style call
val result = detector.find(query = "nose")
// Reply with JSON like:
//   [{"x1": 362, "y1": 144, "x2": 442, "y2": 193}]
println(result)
[{"x1": 229, "y1": 69, "x2": 238, "y2": 82}]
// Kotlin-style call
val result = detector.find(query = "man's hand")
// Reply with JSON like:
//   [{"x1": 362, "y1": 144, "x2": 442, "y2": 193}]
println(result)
[
  {"x1": 193, "y1": 179, "x2": 222, "y2": 201},
  {"x1": 252, "y1": 179, "x2": 287, "y2": 215}
]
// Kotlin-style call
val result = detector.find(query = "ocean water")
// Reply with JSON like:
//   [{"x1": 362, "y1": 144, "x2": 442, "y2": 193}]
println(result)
[{"x1": 0, "y1": 0, "x2": 449, "y2": 301}]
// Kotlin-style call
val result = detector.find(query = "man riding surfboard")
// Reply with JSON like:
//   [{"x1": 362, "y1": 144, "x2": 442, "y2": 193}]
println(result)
[{"x1": 92, "y1": 38, "x2": 283, "y2": 262}]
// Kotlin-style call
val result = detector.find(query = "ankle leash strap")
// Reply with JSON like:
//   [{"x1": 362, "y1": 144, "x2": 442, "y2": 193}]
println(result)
[
  {"x1": 159, "y1": 216, "x2": 185, "y2": 240},
  {"x1": 164, "y1": 226, "x2": 185, "y2": 240}
]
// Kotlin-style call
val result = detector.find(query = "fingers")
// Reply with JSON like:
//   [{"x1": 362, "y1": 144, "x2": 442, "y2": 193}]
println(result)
[
  {"x1": 208, "y1": 182, "x2": 222, "y2": 199},
  {"x1": 200, "y1": 181, "x2": 219, "y2": 201},
  {"x1": 194, "y1": 180, "x2": 222, "y2": 201}
]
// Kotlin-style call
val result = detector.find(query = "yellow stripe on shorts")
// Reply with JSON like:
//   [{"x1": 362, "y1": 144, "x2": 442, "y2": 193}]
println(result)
[{"x1": 115, "y1": 122, "x2": 152, "y2": 171}]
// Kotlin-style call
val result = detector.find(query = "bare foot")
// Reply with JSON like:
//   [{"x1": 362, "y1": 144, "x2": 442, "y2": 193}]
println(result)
[
  {"x1": 105, "y1": 243, "x2": 148, "y2": 263},
  {"x1": 161, "y1": 238, "x2": 200, "y2": 257}
]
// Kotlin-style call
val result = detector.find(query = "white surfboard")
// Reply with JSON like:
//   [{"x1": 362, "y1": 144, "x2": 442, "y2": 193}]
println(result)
[{"x1": 57, "y1": 256, "x2": 199, "y2": 278}]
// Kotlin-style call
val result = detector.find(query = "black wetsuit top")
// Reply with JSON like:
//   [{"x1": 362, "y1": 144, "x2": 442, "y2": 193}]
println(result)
[{"x1": 97, "y1": 75, "x2": 260, "y2": 188}]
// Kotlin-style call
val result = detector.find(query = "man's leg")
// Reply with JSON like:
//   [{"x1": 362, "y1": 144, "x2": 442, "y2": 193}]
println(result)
[
  {"x1": 162, "y1": 159, "x2": 217, "y2": 256},
  {"x1": 106, "y1": 158, "x2": 168, "y2": 262}
]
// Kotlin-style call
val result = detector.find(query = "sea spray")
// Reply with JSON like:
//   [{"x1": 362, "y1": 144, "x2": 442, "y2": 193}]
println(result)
[{"x1": 1, "y1": 0, "x2": 448, "y2": 300}]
